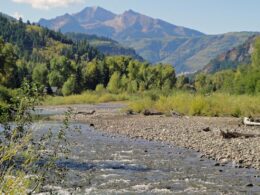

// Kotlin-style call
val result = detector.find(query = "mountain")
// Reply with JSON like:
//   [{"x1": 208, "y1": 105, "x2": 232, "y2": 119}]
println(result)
[
  {"x1": 39, "y1": 7, "x2": 203, "y2": 40},
  {"x1": 39, "y1": 6, "x2": 258, "y2": 73},
  {"x1": 202, "y1": 35, "x2": 257, "y2": 74},
  {"x1": 65, "y1": 32, "x2": 143, "y2": 61},
  {"x1": 39, "y1": 13, "x2": 86, "y2": 33}
]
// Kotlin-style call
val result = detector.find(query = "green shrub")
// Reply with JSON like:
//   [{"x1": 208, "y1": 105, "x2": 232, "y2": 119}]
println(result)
[
  {"x1": 128, "y1": 97, "x2": 154, "y2": 113},
  {"x1": 0, "y1": 85, "x2": 13, "y2": 103},
  {"x1": 95, "y1": 84, "x2": 105, "y2": 92},
  {"x1": 62, "y1": 76, "x2": 77, "y2": 96}
]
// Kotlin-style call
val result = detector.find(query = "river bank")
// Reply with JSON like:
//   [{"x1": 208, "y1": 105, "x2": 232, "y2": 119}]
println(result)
[{"x1": 45, "y1": 103, "x2": 260, "y2": 170}]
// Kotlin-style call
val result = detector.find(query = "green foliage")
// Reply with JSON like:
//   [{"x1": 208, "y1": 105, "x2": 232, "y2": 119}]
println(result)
[
  {"x1": 252, "y1": 37, "x2": 260, "y2": 69},
  {"x1": 0, "y1": 81, "x2": 77, "y2": 193},
  {"x1": 62, "y1": 76, "x2": 77, "y2": 96},
  {"x1": 32, "y1": 63, "x2": 48, "y2": 85},
  {"x1": 0, "y1": 38, "x2": 18, "y2": 88},
  {"x1": 82, "y1": 60, "x2": 102, "y2": 90},
  {"x1": 95, "y1": 84, "x2": 105, "y2": 92},
  {"x1": 48, "y1": 70, "x2": 63, "y2": 87},
  {"x1": 127, "y1": 80, "x2": 138, "y2": 93},
  {"x1": 0, "y1": 85, "x2": 14, "y2": 103},
  {"x1": 176, "y1": 75, "x2": 189, "y2": 89},
  {"x1": 107, "y1": 71, "x2": 121, "y2": 93}
]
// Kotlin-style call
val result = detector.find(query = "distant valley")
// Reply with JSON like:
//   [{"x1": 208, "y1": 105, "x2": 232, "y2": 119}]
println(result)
[{"x1": 39, "y1": 6, "x2": 258, "y2": 73}]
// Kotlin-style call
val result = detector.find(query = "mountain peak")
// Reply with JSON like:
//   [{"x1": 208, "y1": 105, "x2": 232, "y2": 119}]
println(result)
[
  {"x1": 64, "y1": 13, "x2": 71, "y2": 17},
  {"x1": 123, "y1": 9, "x2": 138, "y2": 15},
  {"x1": 73, "y1": 6, "x2": 116, "y2": 24},
  {"x1": 80, "y1": 6, "x2": 105, "y2": 13}
]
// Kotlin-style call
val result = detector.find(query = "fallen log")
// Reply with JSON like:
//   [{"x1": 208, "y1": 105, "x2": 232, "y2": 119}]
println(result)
[
  {"x1": 143, "y1": 109, "x2": 163, "y2": 116},
  {"x1": 76, "y1": 110, "x2": 96, "y2": 115},
  {"x1": 243, "y1": 117, "x2": 260, "y2": 126},
  {"x1": 220, "y1": 130, "x2": 259, "y2": 139}
]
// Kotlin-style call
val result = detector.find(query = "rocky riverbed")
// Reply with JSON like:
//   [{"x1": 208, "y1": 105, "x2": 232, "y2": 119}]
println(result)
[{"x1": 44, "y1": 103, "x2": 260, "y2": 170}]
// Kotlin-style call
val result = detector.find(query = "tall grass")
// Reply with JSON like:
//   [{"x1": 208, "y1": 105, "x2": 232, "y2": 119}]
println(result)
[
  {"x1": 44, "y1": 90, "x2": 260, "y2": 117},
  {"x1": 129, "y1": 92, "x2": 260, "y2": 117},
  {"x1": 43, "y1": 91, "x2": 130, "y2": 106}
]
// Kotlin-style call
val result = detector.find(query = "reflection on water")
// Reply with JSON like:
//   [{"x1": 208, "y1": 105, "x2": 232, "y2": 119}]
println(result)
[{"x1": 33, "y1": 122, "x2": 260, "y2": 194}]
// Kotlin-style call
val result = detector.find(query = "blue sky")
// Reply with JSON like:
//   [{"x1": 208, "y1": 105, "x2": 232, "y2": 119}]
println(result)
[{"x1": 1, "y1": 0, "x2": 260, "y2": 34}]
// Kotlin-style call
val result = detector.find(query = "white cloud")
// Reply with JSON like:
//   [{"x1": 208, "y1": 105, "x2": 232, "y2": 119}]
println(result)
[
  {"x1": 13, "y1": 12, "x2": 24, "y2": 19},
  {"x1": 13, "y1": 0, "x2": 85, "y2": 10}
]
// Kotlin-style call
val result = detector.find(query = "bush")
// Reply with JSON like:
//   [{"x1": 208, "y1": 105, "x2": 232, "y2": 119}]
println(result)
[
  {"x1": 0, "y1": 85, "x2": 13, "y2": 103},
  {"x1": 95, "y1": 84, "x2": 105, "y2": 92},
  {"x1": 128, "y1": 97, "x2": 154, "y2": 113},
  {"x1": 0, "y1": 82, "x2": 78, "y2": 193},
  {"x1": 62, "y1": 76, "x2": 77, "y2": 96},
  {"x1": 107, "y1": 72, "x2": 121, "y2": 94}
]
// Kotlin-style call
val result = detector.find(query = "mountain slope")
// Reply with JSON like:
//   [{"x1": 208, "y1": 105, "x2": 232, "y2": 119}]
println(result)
[
  {"x1": 202, "y1": 35, "x2": 257, "y2": 74},
  {"x1": 38, "y1": 6, "x2": 258, "y2": 73},
  {"x1": 65, "y1": 32, "x2": 143, "y2": 60}
]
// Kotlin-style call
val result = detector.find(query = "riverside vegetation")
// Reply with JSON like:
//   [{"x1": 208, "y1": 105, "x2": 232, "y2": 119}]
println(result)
[
  {"x1": 44, "y1": 37, "x2": 260, "y2": 117},
  {"x1": 0, "y1": 81, "x2": 79, "y2": 193}
]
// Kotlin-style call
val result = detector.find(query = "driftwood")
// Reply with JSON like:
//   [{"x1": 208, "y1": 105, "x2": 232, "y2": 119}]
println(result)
[
  {"x1": 143, "y1": 109, "x2": 163, "y2": 116},
  {"x1": 76, "y1": 110, "x2": 96, "y2": 115},
  {"x1": 243, "y1": 117, "x2": 260, "y2": 126},
  {"x1": 202, "y1": 127, "x2": 211, "y2": 132},
  {"x1": 220, "y1": 130, "x2": 259, "y2": 139}
]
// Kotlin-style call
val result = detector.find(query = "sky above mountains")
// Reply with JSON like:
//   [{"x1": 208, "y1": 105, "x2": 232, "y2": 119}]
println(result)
[{"x1": 1, "y1": 0, "x2": 260, "y2": 34}]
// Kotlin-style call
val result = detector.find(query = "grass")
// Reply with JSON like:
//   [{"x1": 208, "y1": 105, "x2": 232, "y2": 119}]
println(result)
[
  {"x1": 43, "y1": 90, "x2": 260, "y2": 117},
  {"x1": 128, "y1": 92, "x2": 260, "y2": 117},
  {"x1": 43, "y1": 91, "x2": 131, "y2": 106}
]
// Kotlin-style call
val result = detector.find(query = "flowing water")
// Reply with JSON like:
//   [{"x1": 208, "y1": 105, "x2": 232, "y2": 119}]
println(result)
[{"x1": 32, "y1": 120, "x2": 260, "y2": 195}]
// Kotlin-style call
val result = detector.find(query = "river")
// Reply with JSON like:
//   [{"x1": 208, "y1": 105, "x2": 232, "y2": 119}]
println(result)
[{"x1": 31, "y1": 115, "x2": 260, "y2": 194}]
